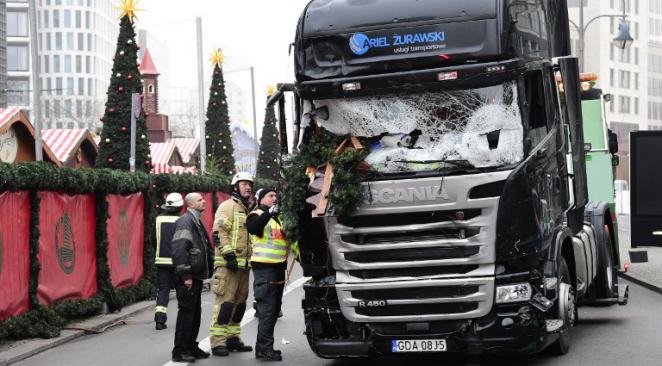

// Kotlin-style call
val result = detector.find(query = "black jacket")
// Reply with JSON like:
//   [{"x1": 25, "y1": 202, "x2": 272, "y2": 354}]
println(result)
[{"x1": 171, "y1": 210, "x2": 214, "y2": 281}]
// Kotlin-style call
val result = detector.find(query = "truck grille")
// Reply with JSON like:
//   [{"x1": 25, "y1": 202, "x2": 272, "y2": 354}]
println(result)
[
  {"x1": 327, "y1": 171, "x2": 509, "y2": 322},
  {"x1": 336, "y1": 277, "x2": 495, "y2": 322}
]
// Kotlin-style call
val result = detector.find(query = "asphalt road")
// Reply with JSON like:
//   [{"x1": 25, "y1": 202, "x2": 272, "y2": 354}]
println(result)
[{"x1": 14, "y1": 268, "x2": 661, "y2": 366}]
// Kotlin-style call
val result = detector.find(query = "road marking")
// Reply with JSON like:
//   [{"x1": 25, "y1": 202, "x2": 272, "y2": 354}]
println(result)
[{"x1": 163, "y1": 276, "x2": 308, "y2": 365}]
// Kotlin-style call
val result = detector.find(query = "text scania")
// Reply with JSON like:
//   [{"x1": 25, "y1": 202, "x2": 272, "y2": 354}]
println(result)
[{"x1": 368, "y1": 186, "x2": 450, "y2": 204}]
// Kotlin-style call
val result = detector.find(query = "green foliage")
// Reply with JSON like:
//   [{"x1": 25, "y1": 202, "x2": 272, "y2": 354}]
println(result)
[
  {"x1": 329, "y1": 148, "x2": 369, "y2": 217},
  {"x1": 96, "y1": 15, "x2": 152, "y2": 172},
  {"x1": 281, "y1": 130, "x2": 337, "y2": 241},
  {"x1": 205, "y1": 64, "x2": 236, "y2": 175},
  {"x1": 256, "y1": 103, "x2": 281, "y2": 180}
]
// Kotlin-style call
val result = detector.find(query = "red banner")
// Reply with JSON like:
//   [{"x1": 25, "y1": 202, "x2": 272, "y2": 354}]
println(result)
[
  {"x1": 106, "y1": 193, "x2": 144, "y2": 288},
  {"x1": 0, "y1": 191, "x2": 31, "y2": 321},
  {"x1": 37, "y1": 192, "x2": 97, "y2": 305}
]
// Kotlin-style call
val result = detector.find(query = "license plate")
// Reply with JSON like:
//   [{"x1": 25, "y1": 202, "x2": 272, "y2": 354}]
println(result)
[{"x1": 391, "y1": 339, "x2": 447, "y2": 353}]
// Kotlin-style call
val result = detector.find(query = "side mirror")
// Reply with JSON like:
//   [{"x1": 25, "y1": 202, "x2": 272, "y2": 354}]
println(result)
[{"x1": 608, "y1": 129, "x2": 619, "y2": 155}]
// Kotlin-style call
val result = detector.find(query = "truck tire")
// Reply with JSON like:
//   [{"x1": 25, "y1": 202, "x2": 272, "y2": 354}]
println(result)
[
  {"x1": 594, "y1": 225, "x2": 616, "y2": 299},
  {"x1": 550, "y1": 257, "x2": 576, "y2": 355}
]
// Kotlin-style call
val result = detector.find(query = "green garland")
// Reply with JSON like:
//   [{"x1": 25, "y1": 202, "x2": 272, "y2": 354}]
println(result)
[{"x1": 281, "y1": 130, "x2": 368, "y2": 242}]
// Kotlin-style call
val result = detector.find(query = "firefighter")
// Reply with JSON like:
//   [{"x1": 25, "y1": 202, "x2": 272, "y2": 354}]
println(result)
[
  {"x1": 153, "y1": 192, "x2": 183, "y2": 330},
  {"x1": 209, "y1": 172, "x2": 255, "y2": 356},
  {"x1": 246, "y1": 188, "x2": 299, "y2": 361}
]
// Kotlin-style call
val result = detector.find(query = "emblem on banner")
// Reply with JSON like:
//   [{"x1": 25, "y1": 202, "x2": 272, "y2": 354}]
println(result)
[
  {"x1": 0, "y1": 231, "x2": 4, "y2": 279},
  {"x1": 55, "y1": 214, "x2": 76, "y2": 274},
  {"x1": 118, "y1": 209, "x2": 131, "y2": 266}
]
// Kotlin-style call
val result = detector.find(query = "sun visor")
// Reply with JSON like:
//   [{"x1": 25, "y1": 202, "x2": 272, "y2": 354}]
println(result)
[{"x1": 298, "y1": 19, "x2": 504, "y2": 81}]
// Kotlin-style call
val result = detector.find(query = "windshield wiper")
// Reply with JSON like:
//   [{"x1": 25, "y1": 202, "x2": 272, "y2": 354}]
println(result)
[{"x1": 394, "y1": 159, "x2": 474, "y2": 168}]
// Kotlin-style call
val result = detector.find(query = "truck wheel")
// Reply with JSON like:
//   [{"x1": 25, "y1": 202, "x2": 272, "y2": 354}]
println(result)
[
  {"x1": 550, "y1": 257, "x2": 576, "y2": 355},
  {"x1": 594, "y1": 225, "x2": 616, "y2": 299}
]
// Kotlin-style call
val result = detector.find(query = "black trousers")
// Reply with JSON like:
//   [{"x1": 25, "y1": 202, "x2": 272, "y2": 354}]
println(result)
[
  {"x1": 155, "y1": 266, "x2": 176, "y2": 323},
  {"x1": 172, "y1": 279, "x2": 202, "y2": 357},
  {"x1": 253, "y1": 266, "x2": 285, "y2": 353}
]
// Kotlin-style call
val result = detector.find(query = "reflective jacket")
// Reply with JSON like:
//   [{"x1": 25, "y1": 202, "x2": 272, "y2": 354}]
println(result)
[
  {"x1": 212, "y1": 194, "x2": 253, "y2": 269},
  {"x1": 154, "y1": 213, "x2": 179, "y2": 267},
  {"x1": 247, "y1": 207, "x2": 299, "y2": 266}
]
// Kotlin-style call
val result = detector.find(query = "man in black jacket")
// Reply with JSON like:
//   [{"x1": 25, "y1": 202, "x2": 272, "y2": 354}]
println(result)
[{"x1": 170, "y1": 193, "x2": 214, "y2": 363}]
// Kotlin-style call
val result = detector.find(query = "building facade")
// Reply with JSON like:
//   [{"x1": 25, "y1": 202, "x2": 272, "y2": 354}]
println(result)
[{"x1": 6, "y1": 0, "x2": 29, "y2": 115}]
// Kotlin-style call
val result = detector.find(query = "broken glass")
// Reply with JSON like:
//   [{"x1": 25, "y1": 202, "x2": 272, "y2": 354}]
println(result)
[{"x1": 312, "y1": 81, "x2": 524, "y2": 172}]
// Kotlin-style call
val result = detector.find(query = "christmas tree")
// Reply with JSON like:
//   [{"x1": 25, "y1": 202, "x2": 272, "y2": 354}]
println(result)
[
  {"x1": 95, "y1": 0, "x2": 151, "y2": 172},
  {"x1": 204, "y1": 50, "x2": 236, "y2": 176},
  {"x1": 256, "y1": 87, "x2": 281, "y2": 179}
]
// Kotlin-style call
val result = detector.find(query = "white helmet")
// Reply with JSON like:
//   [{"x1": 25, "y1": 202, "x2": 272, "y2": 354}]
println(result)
[
  {"x1": 164, "y1": 192, "x2": 183, "y2": 208},
  {"x1": 231, "y1": 172, "x2": 254, "y2": 186}
]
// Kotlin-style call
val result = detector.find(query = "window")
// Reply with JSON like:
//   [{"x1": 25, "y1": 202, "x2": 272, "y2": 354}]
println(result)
[
  {"x1": 44, "y1": 10, "x2": 50, "y2": 28},
  {"x1": 619, "y1": 95, "x2": 631, "y2": 114},
  {"x1": 45, "y1": 100, "x2": 51, "y2": 118},
  {"x1": 78, "y1": 78, "x2": 84, "y2": 96},
  {"x1": 85, "y1": 11, "x2": 90, "y2": 29},
  {"x1": 85, "y1": 56, "x2": 90, "y2": 73},
  {"x1": 610, "y1": 45, "x2": 614, "y2": 61},
  {"x1": 76, "y1": 100, "x2": 83, "y2": 118},
  {"x1": 635, "y1": 72, "x2": 639, "y2": 89},
  {"x1": 86, "y1": 100, "x2": 92, "y2": 117},
  {"x1": 75, "y1": 10, "x2": 82, "y2": 28},
  {"x1": 87, "y1": 34, "x2": 92, "y2": 51},
  {"x1": 54, "y1": 55, "x2": 61, "y2": 72},
  {"x1": 53, "y1": 10, "x2": 60, "y2": 28},
  {"x1": 46, "y1": 33, "x2": 51, "y2": 50},
  {"x1": 76, "y1": 55, "x2": 82, "y2": 73},
  {"x1": 7, "y1": 79, "x2": 30, "y2": 106},
  {"x1": 47, "y1": 78, "x2": 52, "y2": 95},
  {"x1": 635, "y1": 48, "x2": 639, "y2": 65},
  {"x1": 67, "y1": 32, "x2": 74, "y2": 50},
  {"x1": 67, "y1": 77, "x2": 74, "y2": 95},
  {"x1": 56, "y1": 32, "x2": 62, "y2": 50},
  {"x1": 7, "y1": 11, "x2": 29, "y2": 37},
  {"x1": 65, "y1": 100, "x2": 73, "y2": 117},
  {"x1": 64, "y1": 10, "x2": 71, "y2": 27},
  {"x1": 635, "y1": 97, "x2": 639, "y2": 115},
  {"x1": 56, "y1": 77, "x2": 63, "y2": 95},
  {"x1": 78, "y1": 33, "x2": 84, "y2": 50},
  {"x1": 88, "y1": 78, "x2": 92, "y2": 96},
  {"x1": 148, "y1": 84, "x2": 155, "y2": 94},
  {"x1": 44, "y1": 55, "x2": 50, "y2": 73},
  {"x1": 610, "y1": 68, "x2": 614, "y2": 87},
  {"x1": 65, "y1": 55, "x2": 72, "y2": 72},
  {"x1": 54, "y1": 100, "x2": 61, "y2": 118},
  {"x1": 7, "y1": 46, "x2": 29, "y2": 71}
]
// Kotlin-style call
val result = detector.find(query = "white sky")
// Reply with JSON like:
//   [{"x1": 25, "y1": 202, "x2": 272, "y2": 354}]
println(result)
[{"x1": 136, "y1": 0, "x2": 311, "y2": 137}]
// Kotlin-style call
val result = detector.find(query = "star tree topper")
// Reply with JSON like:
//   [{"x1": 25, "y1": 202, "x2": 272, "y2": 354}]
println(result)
[
  {"x1": 116, "y1": 0, "x2": 143, "y2": 23},
  {"x1": 210, "y1": 49, "x2": 225, "y2": 68},
  {"x1": 267, "y1": 85, "x2": 276, "y2": 97}
]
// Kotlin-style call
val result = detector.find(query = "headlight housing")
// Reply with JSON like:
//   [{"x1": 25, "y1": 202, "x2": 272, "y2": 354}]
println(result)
[{"x1": 496, "y1": 283, "x2": 532, "y2": 304}]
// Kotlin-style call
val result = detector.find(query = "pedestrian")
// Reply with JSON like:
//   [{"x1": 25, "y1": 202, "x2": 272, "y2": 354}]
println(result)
[
  {"x1": 246, "y1": 188, "x2": 298, "y2": 362},
  {"x1": 153, "y1": 193, "x2": 183, "y2": 331},
  {"x1": 170, "y1": 193, "x2": 214, "y2": 363},
  {"x1": 209, "y1": 172, "x2": 255, "y2": 357}
]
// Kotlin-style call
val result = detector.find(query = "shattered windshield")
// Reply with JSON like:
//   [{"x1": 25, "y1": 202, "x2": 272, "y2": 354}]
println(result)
[{"x1": 313, "y1": 81, "x2": 524, "y2": 173}]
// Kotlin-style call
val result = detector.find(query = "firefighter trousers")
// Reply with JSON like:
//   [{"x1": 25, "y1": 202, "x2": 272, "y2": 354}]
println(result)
[{"x1": 209, "y1": 266, "x2": 250, "y2": 349}]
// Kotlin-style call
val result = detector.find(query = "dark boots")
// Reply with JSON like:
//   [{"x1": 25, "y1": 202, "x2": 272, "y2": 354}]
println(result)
[
  {"x1": 211, "y1": 346, "x2": 229, "y2": 357},
  {"x1": 256, "y1": 349, "x2": 282, "y2": 361},
  {"x1": 227, "y1": 337, "x2": 253, "y2": 352}
]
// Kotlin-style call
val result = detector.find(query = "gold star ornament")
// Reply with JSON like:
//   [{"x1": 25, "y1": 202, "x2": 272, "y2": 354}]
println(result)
[
  {"x1": 116, "y1": 0, "x2": 143, "y2": 23},
  {"x1": 210, "y1": 49, "x2": 225, "y2": 67},
  {"x1": 267, "y1": 85, "x2": 276, "y2": 96}
]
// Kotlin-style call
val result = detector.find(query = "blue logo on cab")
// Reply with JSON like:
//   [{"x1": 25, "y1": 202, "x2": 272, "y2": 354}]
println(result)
[{"x1": 349, "y1": 33, "x2": 390, "y2": 55}]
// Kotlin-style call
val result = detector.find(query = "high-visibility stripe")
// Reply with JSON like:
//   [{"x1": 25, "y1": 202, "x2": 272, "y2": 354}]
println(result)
[
  {"x1": 155, "y1": 258, "x2": 173, "y2": 265},
  {"x1": 254, "y1": 242, "x2": 287, "y2": 251},
  {"x1": 209, "y1": 328, "x2": 227, "y2": 336},
  {"x1": 251, "y1": 215, "x2": 289, "y2": 264},
  {"x1": 155, "y1": 306, "x2": 167, "y2": 313},
  {"x1": 214, "y1": 257, "x2": 250, "y2": 268},
  {"x1": 227, "y1": 325, "x2": 240, "y2": 335}
]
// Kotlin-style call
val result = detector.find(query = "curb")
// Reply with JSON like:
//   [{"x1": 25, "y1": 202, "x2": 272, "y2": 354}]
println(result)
[
  {"x1": 618, "y1": 272, "x2": 662, "y2": 296},
  {"x1": 0, "y1": 297, "x2": 164, "y2": 365}
]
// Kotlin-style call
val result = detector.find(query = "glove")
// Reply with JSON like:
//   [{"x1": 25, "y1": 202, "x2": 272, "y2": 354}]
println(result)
[
  {"x1": 224, "y1": 252, "x2": 239, "y2": 272},
  {"x1": 269, "y1": 205, "x2": 280, "y2": 216}
]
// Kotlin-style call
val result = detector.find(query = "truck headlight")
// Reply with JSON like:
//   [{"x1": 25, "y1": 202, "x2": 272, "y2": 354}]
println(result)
[{"x1": 496, "y1": 283, "x2": 532, "y2": 304}]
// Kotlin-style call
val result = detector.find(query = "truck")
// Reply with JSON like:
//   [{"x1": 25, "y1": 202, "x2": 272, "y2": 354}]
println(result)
[{"x1": 268, "y1": 0, "x2": 628, "y2": 357}]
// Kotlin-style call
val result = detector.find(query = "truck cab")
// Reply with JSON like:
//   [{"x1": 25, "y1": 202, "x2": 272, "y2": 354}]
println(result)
[{"x1": 269, "y1": 0, "x2": 627, "y2": 357}]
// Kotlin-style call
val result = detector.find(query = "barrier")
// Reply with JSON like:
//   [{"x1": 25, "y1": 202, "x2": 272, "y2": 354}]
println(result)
[
  {"x1": 107, "y1": 193, "x2": 145, "y2": 288},
  {"x1": 37, "y1": 192, "x2": 97, "y2": 305},
  {"x1": 0, "y1": 191, "x2": 30, "y2": 321}
]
